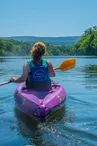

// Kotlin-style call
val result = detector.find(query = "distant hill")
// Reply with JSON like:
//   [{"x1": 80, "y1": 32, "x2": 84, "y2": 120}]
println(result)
[{"x1": 1, "y1": 36, "x2": 81, "y2": 46}]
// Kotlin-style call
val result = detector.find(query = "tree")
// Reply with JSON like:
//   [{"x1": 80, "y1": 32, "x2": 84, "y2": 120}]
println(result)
[{"x1": 74, "y1": 26, "x2": 97, "y2": 56}]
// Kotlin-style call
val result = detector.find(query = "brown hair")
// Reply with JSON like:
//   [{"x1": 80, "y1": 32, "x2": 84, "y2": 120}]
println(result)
[{"x1": 31, "y1": 42, "x2": 46, "y2": 60}]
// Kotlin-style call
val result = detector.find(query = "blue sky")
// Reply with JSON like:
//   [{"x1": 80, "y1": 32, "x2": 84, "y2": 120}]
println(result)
[{"x1": 0, "y1": 0, "x2": 97, "y2": 37}]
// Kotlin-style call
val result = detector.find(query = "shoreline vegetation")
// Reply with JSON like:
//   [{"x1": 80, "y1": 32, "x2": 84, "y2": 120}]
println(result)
[{"x1": 0, "y1": 26, "x2": 97, "y2": 56}]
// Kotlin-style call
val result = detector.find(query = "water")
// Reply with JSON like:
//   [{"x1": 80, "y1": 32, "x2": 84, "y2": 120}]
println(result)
[{"x1": 0, "y1": 56, "x2": 97, "y2": 146}]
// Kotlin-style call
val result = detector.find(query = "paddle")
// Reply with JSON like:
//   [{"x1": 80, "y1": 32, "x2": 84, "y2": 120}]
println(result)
[
  {"x1": 54, "y1": 58, "x2": 76, "y2": 71},
  {"x1": 0, "y1": 58, "x2": 76, "y2": 86},
  {"x1": 0, "y1": 80, "x2": 12, "y2": 86}
]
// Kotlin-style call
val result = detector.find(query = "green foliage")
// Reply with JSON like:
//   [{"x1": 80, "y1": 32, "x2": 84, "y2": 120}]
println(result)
[
  {"x1": 0, "y1": 38, "x2": 74, "y2": 56},
  {"x1": 0, "y1": 39, "x2": 32, "y2": 56},
  {"x1": 74, "y1": 26, "x2": 97, "y2": 55},
  {"x1": 1, "y1": 26, "x2": 97, "y2": 56}
]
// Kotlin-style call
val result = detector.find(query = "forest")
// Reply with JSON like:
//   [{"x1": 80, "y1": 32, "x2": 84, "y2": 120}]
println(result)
[
  {"x1": 0, "y1": 26, "x2": 97, "y2": 56},
  {"x1": 73, "y1": 26, "x2": 97, "y2": 55}
]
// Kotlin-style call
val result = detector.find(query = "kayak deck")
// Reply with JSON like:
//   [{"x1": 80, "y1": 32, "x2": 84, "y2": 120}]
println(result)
[{"x1": 14, "y1": 83, "x2": 66, "y2": 122}]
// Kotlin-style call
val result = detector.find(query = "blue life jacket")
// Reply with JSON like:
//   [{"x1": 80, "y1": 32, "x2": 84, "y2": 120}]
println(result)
[{"x1": 27, "y1": 60, "x2": 51, "y2": 85}]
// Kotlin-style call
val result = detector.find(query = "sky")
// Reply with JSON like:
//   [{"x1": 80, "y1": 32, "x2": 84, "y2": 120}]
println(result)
[{"x1": 0, "y1": 0, "x2": 97, "y2": 37}]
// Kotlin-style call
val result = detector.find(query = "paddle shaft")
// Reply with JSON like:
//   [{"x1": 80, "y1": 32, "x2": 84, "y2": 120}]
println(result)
[{"x1": 0, "y1": 81, "x2": 12, "y2": 86}]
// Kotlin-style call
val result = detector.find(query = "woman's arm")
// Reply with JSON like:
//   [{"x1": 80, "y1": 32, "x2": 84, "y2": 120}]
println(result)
[
  {"x1": 10, "y1": 62, "x2": 30, "y2": 83},
  {"x1": 47, "y1": 60, "x2": 56, "y2": 77}
]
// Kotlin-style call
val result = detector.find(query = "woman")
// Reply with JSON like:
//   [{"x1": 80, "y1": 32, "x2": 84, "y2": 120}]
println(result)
[{"x1": 10, "y1": 42, "x2": 55, "y2": 90}]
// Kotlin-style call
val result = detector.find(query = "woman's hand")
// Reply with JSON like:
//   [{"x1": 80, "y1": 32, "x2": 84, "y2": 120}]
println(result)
[{"x1": 10, "y1": 77, "x2": 17, "y2": 82}]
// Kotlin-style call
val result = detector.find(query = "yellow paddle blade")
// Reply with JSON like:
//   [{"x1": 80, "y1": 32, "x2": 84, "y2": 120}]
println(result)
[{"x1": 55, "y1": 58, "x2": 76, "y2": 71}]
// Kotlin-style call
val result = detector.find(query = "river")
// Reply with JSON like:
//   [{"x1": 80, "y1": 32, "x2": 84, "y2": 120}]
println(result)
[{"x1": 0, "y1": 56, "x2": 97, "y2": 146}]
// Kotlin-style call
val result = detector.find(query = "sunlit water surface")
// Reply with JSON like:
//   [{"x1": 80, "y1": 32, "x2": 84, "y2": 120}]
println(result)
[{"x1": 0, "y1": 56, "x2": 97, "y2": 146}]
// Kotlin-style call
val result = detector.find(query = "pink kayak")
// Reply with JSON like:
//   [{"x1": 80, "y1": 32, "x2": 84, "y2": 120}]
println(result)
[{"x1": 14, "y1": 82, "x2": 66, "y2": 122}]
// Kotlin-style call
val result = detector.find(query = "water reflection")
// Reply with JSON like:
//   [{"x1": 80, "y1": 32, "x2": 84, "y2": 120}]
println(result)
[
  {"x1": 0, "y1": 58, "x2": 7, "y2": 62},
  {"x1": 79, "y1": 65, "x2": 97, "y2": 89},
  {"x1": 82, "y1": 65, "x2": 97, "y2": 76},
  {"x1": 14, "y1": 107, "x2": 66, "y2": 146}
]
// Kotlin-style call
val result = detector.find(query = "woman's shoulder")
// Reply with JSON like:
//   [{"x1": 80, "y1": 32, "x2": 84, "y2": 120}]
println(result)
[
  {"x1": 46, "y1": 60, "x2": 54, "y2": 69},
  {"x1": 23, "y1": 62, "x2": 30, "y2": 71},
  {"x1": 24, "y1": 60, "x2": 34, "y2": 67},
  {"x1": 24, "y1": 62, "x2": 29, "y2": 67},
  {"x1": 46, "y1": 60, "x2": 52, "y2": 65}
]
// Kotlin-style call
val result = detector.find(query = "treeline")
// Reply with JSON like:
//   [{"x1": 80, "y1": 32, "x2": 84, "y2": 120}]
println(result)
[
  {"x1": 0, "y1": 39, "x2": 32, "y2": 56},
  {"x1": 46, "y1": 44, "x2": 73, "y2": 56},
  {"x1": 0, "y1": 38, "x2": 73, "y2": 56},
  {"x1": 0, "y1": 26, "x2": 97, "y2": 56},
  {"x1": 73, "y1": 26, "x2": 97, "y2": 55}
]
